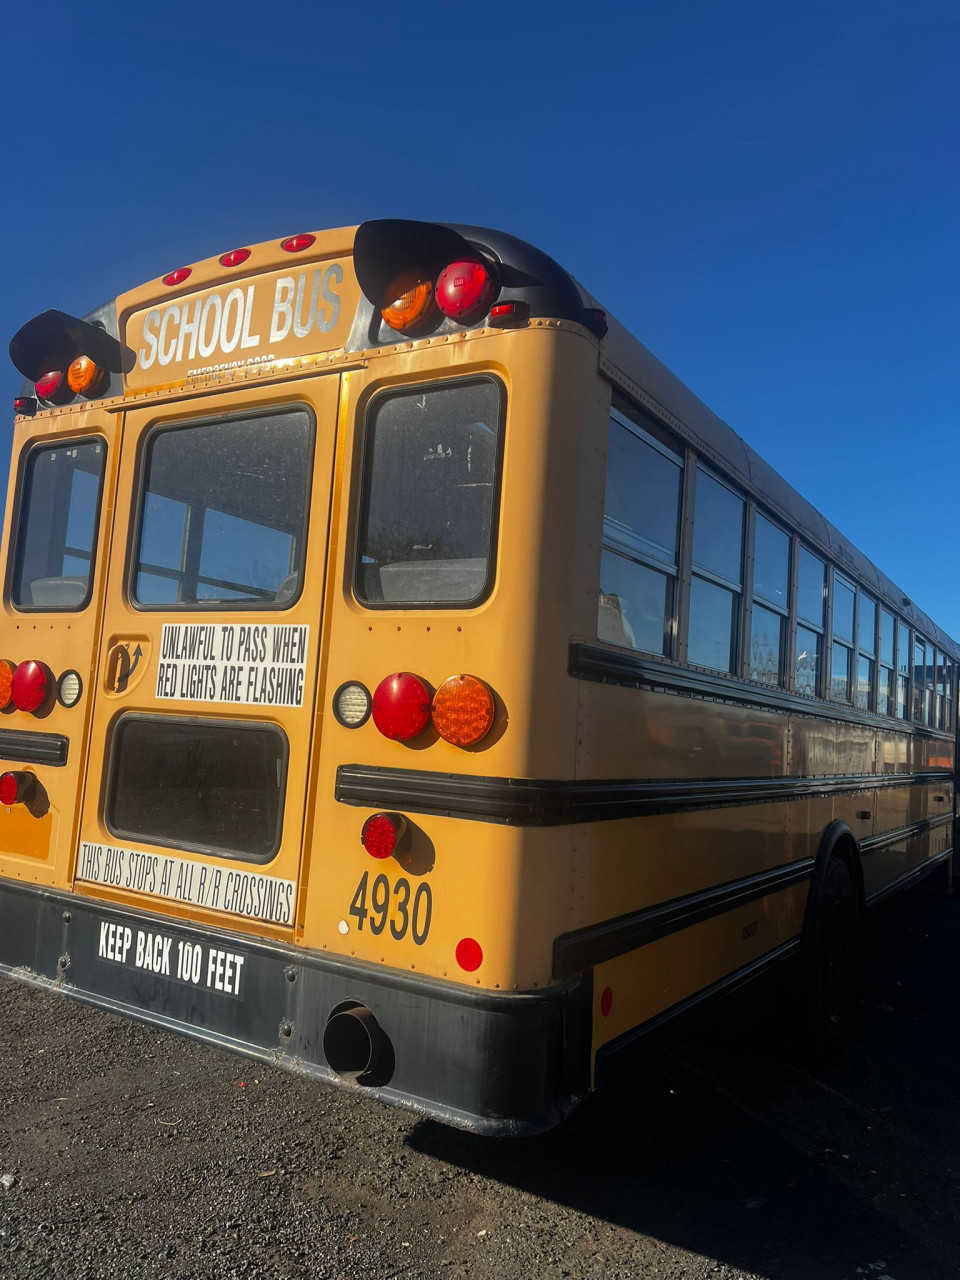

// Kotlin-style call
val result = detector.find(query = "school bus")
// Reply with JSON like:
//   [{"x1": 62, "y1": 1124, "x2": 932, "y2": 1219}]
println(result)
[{"x1": 1, "y1": 220, "x2": 956, "y2": 1134}]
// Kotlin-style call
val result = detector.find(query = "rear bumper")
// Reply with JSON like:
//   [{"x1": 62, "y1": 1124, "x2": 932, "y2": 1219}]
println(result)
[{"x1": 0, "y1": 877, "x2": 590, "y2": 1135}]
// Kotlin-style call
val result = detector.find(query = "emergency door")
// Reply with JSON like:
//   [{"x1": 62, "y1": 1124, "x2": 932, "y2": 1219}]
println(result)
[{"x1": 74, "y1": 374, "x2": 341, "y2": 941}]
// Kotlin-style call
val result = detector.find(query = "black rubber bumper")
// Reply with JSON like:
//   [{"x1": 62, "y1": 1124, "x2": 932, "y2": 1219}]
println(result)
[{"x1": 0, "y1": 878, "x2": 590, "y2": 1135}]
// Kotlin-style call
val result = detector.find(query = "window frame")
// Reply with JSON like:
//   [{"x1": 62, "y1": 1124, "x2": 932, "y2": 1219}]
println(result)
[
  {"x1": 128, "y1": 404, "x2": 315, "y2": 613},
  {"x1": 8, "y1": 434, "x2": 108, "y2": 614},
  {"x1": 104, "y1": 712, "x2": 289, "y2": 863},
  {"x1": 353, "y1": 375, "x2": 506, "y2": 611}
]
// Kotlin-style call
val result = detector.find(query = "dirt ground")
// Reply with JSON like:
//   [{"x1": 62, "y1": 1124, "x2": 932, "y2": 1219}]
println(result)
[{"x1": 2, "y1": 880, "x2": 960, "y2": 1280}]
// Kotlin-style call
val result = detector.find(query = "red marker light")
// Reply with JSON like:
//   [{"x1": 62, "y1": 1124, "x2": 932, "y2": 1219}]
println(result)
[
  {"x1": 0, "y1": 772, "x2": 22, "y2": 806},
  {"x1": 162, "y1": 266, "x2": 192, "y2": 286},
  {"x1": 600, "y1": 987, "x2": 613, "y2": 1018},
  {"x1": 35, "y1": 369, "x2": 67, "y2": 402},
  {"x1": 11, "y1": 660, "x2": 50, "y2": 713},
  {"x1": 220, "y1": 248, "x2": 251, "y2": 267},
  {"x1": 361, "y1": 812, "x2": 406, "y2": 859},
  {"x1": 371, "y1": 673, "x2": 431, "y2": 741},
  {"x1": 281, "y1": 233, "x2": 315, "y2": 253},
  {"x1": 13, "y1": 396, "x2": 37, "y2": 416},
  {"x1": 455, "y1": 938, "x2": 483, "y2": 972},
  {"x1": 436, "y1": 259, "x2": 497, "y2": 323}
]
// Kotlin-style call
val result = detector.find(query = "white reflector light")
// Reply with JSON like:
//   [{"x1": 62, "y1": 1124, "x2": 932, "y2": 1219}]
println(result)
[
  {"x1": 57, "y1": 670, "x2": 83, "y2": 708},
  {"x1": 334, "y1": 681, "x2": 371, "y2": 728}
]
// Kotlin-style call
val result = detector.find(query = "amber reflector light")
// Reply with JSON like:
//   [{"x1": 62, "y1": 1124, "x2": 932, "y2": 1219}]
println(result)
[
  {"x1": 0, "y1": 660, "x2": 15, "y2": 710},
  {"x1": 67, "y1": 355, "x2": 106, "y2": 396},
  {"x1": 431, "y1": 674, "x2": 495, "y2": 747},
  {"x1": 381, "y1": 272, "x2": 436, "y2": 333}
]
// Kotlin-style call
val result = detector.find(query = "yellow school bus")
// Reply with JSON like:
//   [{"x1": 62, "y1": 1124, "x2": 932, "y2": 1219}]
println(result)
[{"x1": 1, "y1": 220, "x2": 956, "y2": 1134}]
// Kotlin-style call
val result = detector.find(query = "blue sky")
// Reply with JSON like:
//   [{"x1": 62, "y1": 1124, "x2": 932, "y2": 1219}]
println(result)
[{"x1": 3, "y1": 1, "x2": 958, "y2": 636}]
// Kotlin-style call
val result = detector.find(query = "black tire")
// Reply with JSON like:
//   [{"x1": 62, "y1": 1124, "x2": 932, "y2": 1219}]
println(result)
[{"x1": 797, "y1": 855, "x2": 860, "y2": 1069}]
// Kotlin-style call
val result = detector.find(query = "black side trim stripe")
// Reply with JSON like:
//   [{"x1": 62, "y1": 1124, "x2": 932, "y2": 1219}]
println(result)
[
  {"x1": 0, "y1": 729, "x2": 68, "y2": 767},
  {"x1": 570, "y1": 641, "x2": 956, "y2": 740},
  {"x1": 552, "y1": 859, "x2": 814, "y2": 979},
  {"x1": 865, "y1": 849, "x2": 953, "y2": 907},
  {"x1": 593, "y1": 938, "x2": 801, "y2": 1086},
  {"x1": 861, "y1": 813, "x2": 953, "y2": 854},
  {"x1": 336, "y1": 764, "x2": 954, "y2": 827}
]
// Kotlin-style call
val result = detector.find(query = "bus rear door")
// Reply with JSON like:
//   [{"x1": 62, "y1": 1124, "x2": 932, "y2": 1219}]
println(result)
[{"x1": 73, "y1": 374, "x2": 342, "y2": 951}]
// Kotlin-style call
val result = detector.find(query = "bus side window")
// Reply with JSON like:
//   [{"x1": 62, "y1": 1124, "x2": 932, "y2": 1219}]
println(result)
[
  {"x1": 598, "y1": 412, "x2": 682, "y2": 656},
  {"x1": 11, "y1": 439, "x2": 105, "y2": 611}
]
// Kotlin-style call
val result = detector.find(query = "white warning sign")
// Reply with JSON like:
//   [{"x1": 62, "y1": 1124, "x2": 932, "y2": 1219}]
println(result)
[
  {"x1": 155, "y1": 623, "x2": 309, "y2": 707},
  {"x1": 77, "y1": 840, "x2": 296, "y2": 926}
]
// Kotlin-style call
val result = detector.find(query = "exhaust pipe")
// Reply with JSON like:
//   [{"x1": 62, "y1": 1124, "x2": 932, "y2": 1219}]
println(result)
[{"x1": 323, "y1": 1003, "x2": 393, "y2": 1086}]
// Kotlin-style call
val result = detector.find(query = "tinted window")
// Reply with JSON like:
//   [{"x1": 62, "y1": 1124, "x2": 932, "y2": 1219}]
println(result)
[
  {"x1": 795, "y1": 626, "x2": 821, "y2": 696},
  {"x1": 356, "y1": 380, "x2": 501, "y2": 605},
  {"x1": 599, "y1": 550, "x2": 672, "y2": 655},
  {"x1": 107, "y1": 717, "x2": 286, "y2": 860},
  {"x1": 859, "y1": 595, "x2": 876, "y2": 655},
  {"x1": 693, "y1": 471, "x2": 743, "y2": 584},
  {"x1": 603, "y1": 421, "x2": 681, "y2": 565},
  {"x1": 753, "y1": 515, "x2": 789, "y2": 610},
  {"x1": 833, "y1": 576, "x2": 855, "y2": 643},
  {"x1": 688, "y1": 577, "x2": 737, "y2": 672},
  {"x1": 12, "y1": 439, "x2": 105, "y2": 610},
  {"x1": 880, "y1": 610, "x2": 895, "y2": 665},
  {"x1": 797, "y1": 548, "x2": 825, "y2": 626},
  {"x1": 134, "y1": 410, "x2": 312, "y2": 607},
  {"x1": 750, "y1": 604, "x2": 781, "y2": 686}
]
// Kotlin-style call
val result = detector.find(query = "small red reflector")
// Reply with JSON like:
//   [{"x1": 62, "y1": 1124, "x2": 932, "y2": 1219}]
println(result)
[
  {"x1": 361, "y1": 813, "x2": 404, "y2": 859},
  {"x1": 220, "y1": 248, "x2": 251, "y2": 267},
  {"x1": 162, "y1": 267, "x2": 192, "y2": 286},
  {"x1": 11, "y1": 661, "x2": 50, "y2": 713},
  {"x1": 35, "y1": 369, "x2": 65, "y2": 401},
  {"x1": 456, "y1": 938, "x2": 483, "y2": 972},
  {"x1": 281, "y1": 233, "x2": 315, "y2": 253},
  {"x1": 0, "y1": 773, "x2": 21, "y2": 806},
  {"x1": 371, "y1": 673, "x2": 431, "y2": 741},
  {"x1": 600, "y1": 987, "x2": 613, "y2": 1017},
  {"x1": 584, "y1": 307, "x2": 608, "y2": 338},
  {"x1": 490, "y1": 303, "x2": 515, "y2": 319},
  {"x1": 436, "y1": 259, "x2": 497, "y2": 322}
]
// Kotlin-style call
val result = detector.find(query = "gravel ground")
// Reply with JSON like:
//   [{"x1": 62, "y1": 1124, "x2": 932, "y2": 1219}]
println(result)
[{"x1": 2, "y1": 881, "x2": 960, "y2": 1280}]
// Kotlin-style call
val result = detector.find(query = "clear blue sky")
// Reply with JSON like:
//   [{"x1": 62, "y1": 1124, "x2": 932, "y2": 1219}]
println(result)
[{"x1": 4, "y1": 1, "x2": 958, "y2": 636}]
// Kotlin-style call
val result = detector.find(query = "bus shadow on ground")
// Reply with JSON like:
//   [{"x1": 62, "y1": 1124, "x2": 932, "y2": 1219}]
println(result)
[{"x1": 408, "y1": 884, "x2": 960, "y2": 1280}]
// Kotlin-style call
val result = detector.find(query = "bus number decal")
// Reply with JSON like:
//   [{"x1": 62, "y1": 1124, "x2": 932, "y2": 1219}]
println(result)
[{"x1": 349, "y1": 872, "x2": 431, "y2": 946}]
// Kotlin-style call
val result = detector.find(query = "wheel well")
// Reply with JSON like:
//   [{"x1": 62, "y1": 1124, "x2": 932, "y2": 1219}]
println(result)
[{"x1": 807, "y1": 821, "x2": 866, "y2": 924}]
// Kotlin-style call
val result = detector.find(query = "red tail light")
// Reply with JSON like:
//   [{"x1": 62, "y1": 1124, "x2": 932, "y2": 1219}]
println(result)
[
  {"x1": 361, "y1": 812, "x2": 406, "y2": 859},
  {"x1": 0, "y1": 771, "x2": 34, "y2": 807},
  {"x1": 11, "y1": 660, "x2": 51, "y2": 713},
  {"x1": 371, "y1": 673, "x2": 431, "y2": 741},
  {"x1": 436, "y1": 259, "x2": 497, "y2": 322},
  {"x1": 35, "y1": 369, "x2": 68, "y2": 403}
]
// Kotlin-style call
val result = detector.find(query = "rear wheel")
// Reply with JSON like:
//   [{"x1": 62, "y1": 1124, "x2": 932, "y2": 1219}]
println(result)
[{"x1": 797, "y1": 855, "x2": 859, "y2": 1069}]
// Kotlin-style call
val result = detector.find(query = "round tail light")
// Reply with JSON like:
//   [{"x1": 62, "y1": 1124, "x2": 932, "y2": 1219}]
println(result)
[
  {"x1": 35, "y1": 368, "x2": 70, "y2": 404},
  {"x1": 361, "y1": 812, "x2": 406, "y2": 859},
  {"x1": 381, "y1": 272, "x2": 436, "y2": 334},
  {"x1": 431, "y1": 674, "x2": 495, "y2": 747},
  {"x1": 371, "y1": 673, "x2": 431, "y2": 741},
  {"x1": 67, "y1": 355, "x2": 107, "y2": 397},
  {"x1": 11, "y1": 660, "x2": 51, "y2": 713},
  {"x1": 435, "y1": 259, "x2": 497, "y2": 323},
  {"x1": 0, "y1": 771, "x2": 34, "y2": 807},
  {"x1": 0, "y1": 660, "x2": 16, "y2": 710}
]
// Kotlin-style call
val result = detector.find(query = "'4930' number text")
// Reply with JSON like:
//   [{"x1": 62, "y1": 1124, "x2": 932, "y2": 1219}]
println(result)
[{"x1": 349, "y1": 872, "x2": 432, "y2": 945}]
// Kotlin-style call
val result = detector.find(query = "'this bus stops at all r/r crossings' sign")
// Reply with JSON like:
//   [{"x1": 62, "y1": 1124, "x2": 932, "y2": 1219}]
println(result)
[{"x1": 155, "y1": 623, "x2": 310, "y2": 708}]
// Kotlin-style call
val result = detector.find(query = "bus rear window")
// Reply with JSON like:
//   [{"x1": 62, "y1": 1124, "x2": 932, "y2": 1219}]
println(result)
[
  {"x1": 106, "y1": 716, "x2": 286, "y2": 861},
  {"x1": 355, "y1": 379, "x2": 503, "y2": 606},
  {"x1": 133, "y1": 408, "x2": 312, "y2": 608},
  {"x1": 11, "y1": 439, "x2": 105, "y2": 610}
]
